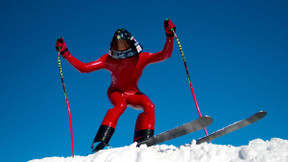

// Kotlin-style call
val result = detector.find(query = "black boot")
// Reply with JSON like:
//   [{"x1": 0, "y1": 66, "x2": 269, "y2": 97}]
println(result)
[
  {"x1": 91, "y1": 125, "x2": 115, "y2": 152},
  {"x1": 134, "y1": 129, "x2": 154, "y2": 143}
]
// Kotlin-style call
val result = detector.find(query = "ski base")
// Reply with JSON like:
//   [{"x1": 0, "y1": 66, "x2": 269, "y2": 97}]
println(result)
[
  {"x1": 196, "y1": 111, "x2": 267, "y2": 144},
  {"x1": 137, "y1": 116, "x2": 213, "y2": 147}
]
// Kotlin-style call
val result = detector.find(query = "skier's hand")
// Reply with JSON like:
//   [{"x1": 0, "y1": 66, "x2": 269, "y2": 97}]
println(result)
[
  {"x1": 164, "y1": 19, "x2": 176, "y2": 37},
  {"x1": 56, "y1": 37, "x2": 69, "y2": 57}
]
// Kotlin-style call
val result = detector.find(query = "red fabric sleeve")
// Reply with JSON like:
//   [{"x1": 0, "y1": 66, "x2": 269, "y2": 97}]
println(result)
[
  {"x1": 64, "y1": 52, "x2": 107, "y2": 73},
  {"x1": 140, "y1": 36, "x2": 174, "y2": 65}
]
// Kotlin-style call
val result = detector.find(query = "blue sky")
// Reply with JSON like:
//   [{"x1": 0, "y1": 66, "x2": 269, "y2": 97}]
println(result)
[{"x1": 0, "y1": 0, "x2": 287, "y2": 161}]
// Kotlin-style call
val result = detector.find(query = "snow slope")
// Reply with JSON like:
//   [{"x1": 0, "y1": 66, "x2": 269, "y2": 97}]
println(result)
[{"x1": 29, "y1": 138, "x2": 288, "y2": 162}]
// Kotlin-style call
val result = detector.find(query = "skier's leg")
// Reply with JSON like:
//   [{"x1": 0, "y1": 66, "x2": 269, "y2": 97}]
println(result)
[
  {"x1": 102, "y1": 91, "x2": 127, "y2": 128},
  {"x1": 134, "y1": 114, "x2": 155, "y2": 142},
  {"x1": 92, "y1": 90, "x2": 127, "y2": 152},
  {"x1": 125, "y1": 93, "x2": 155, "y2": 142}
]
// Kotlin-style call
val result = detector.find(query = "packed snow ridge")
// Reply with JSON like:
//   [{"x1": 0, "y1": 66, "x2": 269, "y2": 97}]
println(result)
[{"x1": 30, "y1": 138, "x2": 288, "y2": 162}]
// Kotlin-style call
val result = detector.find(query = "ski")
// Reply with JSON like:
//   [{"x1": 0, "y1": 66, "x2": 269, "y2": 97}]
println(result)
[
  {"x1": 137, "y1": 116, "x2": 213, "y2": 147},
  {"x1": 196, "y1": 111, "x2": 267, "y2": 144}
]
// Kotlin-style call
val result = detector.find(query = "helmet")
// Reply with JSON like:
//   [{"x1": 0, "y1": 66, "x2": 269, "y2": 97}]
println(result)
[{"x1": 108, "y1": 28, "x2": 143, "y2": 59}]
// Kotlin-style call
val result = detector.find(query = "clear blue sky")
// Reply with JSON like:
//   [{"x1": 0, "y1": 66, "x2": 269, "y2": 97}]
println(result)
[{"x1": 0, "y1": 0, "x2": 287, "y2": 161}]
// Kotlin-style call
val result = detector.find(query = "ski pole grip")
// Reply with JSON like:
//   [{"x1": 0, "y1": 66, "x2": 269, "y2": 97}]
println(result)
[
  {"x1": 56, "y1": 36, "x2": 62, "y2": 53},
  {"x1": 165, "y1": 18, "x2": 176, "y2": 36}
]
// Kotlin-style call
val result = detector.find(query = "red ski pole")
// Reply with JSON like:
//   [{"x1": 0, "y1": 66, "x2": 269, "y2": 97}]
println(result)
[
  {"x1": 171, "y1": 28, "x2": 209, "y2": 137},
  {"x1": 58, "y1": 50, "x2": 75, "y2": 157}
]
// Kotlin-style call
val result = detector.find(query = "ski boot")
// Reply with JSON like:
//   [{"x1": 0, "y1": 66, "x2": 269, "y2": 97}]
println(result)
[
  {"x1": 91, "y1": 125, "x2": 114, "y2": 152},
  {"x1": 134, "y1": 129, "x2": 154, "y2": 143},
  {"x1": 91, "y1": 141, "x2": 111, "y2": 152}
]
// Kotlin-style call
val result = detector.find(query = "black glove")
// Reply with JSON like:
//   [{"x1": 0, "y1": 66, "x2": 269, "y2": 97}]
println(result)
[
  {"x1": 164, "y1": 19, "x2": 176, "y2": 37},
  {"x1": 56, "y1": 37, "x2": 69, "y2": 57}
]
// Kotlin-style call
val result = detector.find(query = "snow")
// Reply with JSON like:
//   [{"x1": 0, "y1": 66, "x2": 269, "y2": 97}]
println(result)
[{"x1": 29, "y1": 138, "x2": 288, "y2": 162}]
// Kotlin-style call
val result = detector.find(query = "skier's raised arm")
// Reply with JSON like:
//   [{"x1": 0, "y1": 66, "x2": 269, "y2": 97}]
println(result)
[
  {"x1": 141, "y1": 19, "x2": 176, "y2": 65},
  {"x1": 56, "y1": 37, "x2": 106, "y2": 73}
]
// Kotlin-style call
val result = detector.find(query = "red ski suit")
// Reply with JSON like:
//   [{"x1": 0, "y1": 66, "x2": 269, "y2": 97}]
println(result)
[{"x1": 64, "y1": 36, "x2": 174, "y2": 132}]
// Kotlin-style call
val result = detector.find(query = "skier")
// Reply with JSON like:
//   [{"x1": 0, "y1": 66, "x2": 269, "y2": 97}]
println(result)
[{"x1": 56, "y1": 19, "x2": 176, "y2": 152}]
